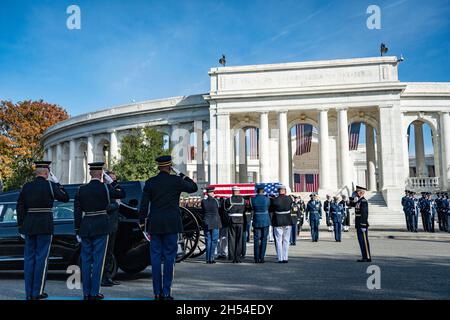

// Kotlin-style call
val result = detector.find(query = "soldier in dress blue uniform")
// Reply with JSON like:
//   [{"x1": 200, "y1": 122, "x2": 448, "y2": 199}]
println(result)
[
  {"x1": 340, "y1": 195, "x2": 350, "y2": 232},
  {"x1": 17, "y1": 161, "x2": 69, "y2": 300},
  {"x1": 201, "y1": 187, "x2": 222, "y2": 264},
  {"x1": 406, "y1": 191, "x2": 418, "y2": 232},
  {"x1": 324, "y1": 195, "x2": 333, "y2": 232},
  {"x1": 139, "y1": 156, "x2": 197, "y2": 300},
  {"x1": 290, "y1": 196, "x2": 302, "y2": 245},
  {"x1": 401, "y1": 190, "x2": 410, "y2": 231},
  {"x1": 435, "y1": 192, "x2": 445, "y2": 231},
  {"x1": 74, "y1": 162, "x2": 126, "y2": 300},
  {"x1": 223, "y1": 186, "x2": 246, "y2": 263},
  {"x1": 270, "y1": 185, "x2": 293, "y2": 263},
  {"x1": 443, "y1": 193, "x2": 449, "y2": 232},
  {"x1": 330, "y1": 196, "x2": 344, "y2": 242},
  {"x1": 349, "y1": 186, "x2": 371, "y2": 262},
  {"x1": 305, "y1": 193, "x2": 322, "y2": 242},
  {"x1": 250, "y1": 185, "x2": 271, "y2": 263},
  {"x1": 418, "y1": 192, "x2": 428, "y2": 231}
]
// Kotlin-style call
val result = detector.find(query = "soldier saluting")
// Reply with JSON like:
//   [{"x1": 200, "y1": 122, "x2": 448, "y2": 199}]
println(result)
[
  {"x1": 349, "y1": 186, "x2": 372, "y2": 262},
  {"x1": 223, "y1": 186, "x2": 246, "y2": 263},
  {"x1": 139, "y1": 156, "x2": 198, "y2": 300},
  {"x1": 17, "y1": 161, "x2": 69, "y2": 300},
  {"x1": 74, "y1": 162, "x2": 126, "y2": 300}
]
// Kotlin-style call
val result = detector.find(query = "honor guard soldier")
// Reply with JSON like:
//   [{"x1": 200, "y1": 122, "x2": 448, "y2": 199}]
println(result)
[
  {"x1": 290, "y1": 196, "x2": 302, "y2": 245},
  {"x1": 418, "y1": 192, "x2": 428, "y2": 231},
  {"x1": 74, "y1": 162, "x2": 125, "y2": 300},
  {"x1": 223, "y1": 186, "x2": 246, "y2": 263},
  {"x1": 242, "y1": 204, "x2": 252, "y2": 258},
  {"x1": 443, "y1": 193, "x2": 449, "y2": 232},
  {"x1": 201, "y1": 187, "x2": 222, "y2": 264},
  {"x1": 270, "y1": 185, "x2": 293, "y2": 263},
  {"x1": 101, "y1": 170, "x2": 122, "y2": 287},
  {"x1": 306, "y1": 193, "x2": 322, "y2": 242},
  {"x1": 330, "y1": 196, "x2": 344, "y2": 242},
  {"x1": 435, "y1": 193, "x2": 445, "y2": 231},
  {"x1": 349, "y1": 186, "x2": 371, "y2": 262},
  {"x1": 340, "y1": 195, "x2": 350, "y2": 232},
  {"x1": 406, "y1": 192, "x2": 418, "y2": 232},
  {"x1": 17, "y1": 161, "x2": 69, "y2": 300},
  {"x1": 139, "y1": 156, "x2": 197, "y2": 300},
  {"x1": 402, "y1": 190, "x2": 410, "y2": 231},
  {"x1": 324, "y1": 195, "x2": 333, "y2": 232},
  {"x1": 250, "y1": 185, "x2": 271, "y2": 263}
]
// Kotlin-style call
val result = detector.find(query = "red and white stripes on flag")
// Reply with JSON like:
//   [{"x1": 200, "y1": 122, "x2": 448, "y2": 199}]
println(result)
[
  {"x1": 208, "y1": 183, "x2": 256, "y2": 198},
  {"x1": 348, "y1": 123, "x2": 361, "y2": 151},
  {"x1": 293, "y1": 173, "x2": 319, "y2": 192},
  {"x1": 246, "y1": 128, "x2": 259, "y2": 159},
  {"x1": 295, "y1": 124, "x2": 313, "y2": 156}
]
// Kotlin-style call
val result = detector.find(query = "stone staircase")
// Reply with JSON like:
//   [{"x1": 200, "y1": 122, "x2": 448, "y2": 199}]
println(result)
[{"x1": 364, "y1": 191, "x2": 405, "y2": 227}]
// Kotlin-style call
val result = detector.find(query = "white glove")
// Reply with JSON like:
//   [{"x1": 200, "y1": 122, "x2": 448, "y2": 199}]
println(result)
[
  {"x1": 19, "y1": 234, "x2": 25, "y2": 240},
  {"x1": 171, "y1": 167, "x2": 181, "y2": 176},
  {"x1": 360, "y1": 228, "x2": 367, "y2": 232},
  {"x1": 76, "y1": 235, "x2": 82, "y2": 243},
  {"x1": 49, "y1": 171, "x2": 59, "y2": 184},
  {"x1": 103, "y1": 172, "x2": 114, "y2": 184}
]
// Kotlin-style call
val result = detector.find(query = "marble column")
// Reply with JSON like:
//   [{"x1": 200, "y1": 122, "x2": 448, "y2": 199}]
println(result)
[
  {"x1": 440, "y1": 112, "x2": 450, "y2": 190},
  {"x1": 87, "y1": 136, "x2": 94, "y2": 165},
  {"x1": 318, "y1": 108, "x2": 331, "y2": 191},
  {"x1": 259, "y1": 112, "x2": 270, "y2": 182},
  {"x1": 216, "y1": 112, "x2": 232, "y2": 183},
  {"x1": 209, "y1": 106, "x2": 217, "y2": 184},
  {"x1": 194, "y1": 120, "x2": 205, "y2": 182},
  {"x1": 55, "y1": 143, "x2": 63, "y2": 180},
  {"x1": 238, "y1": 129, "x2": 248, "y2": 183},
  {"x1": 414, "y1": 122, "x2": 427, "y2": 177},
  {"x1": 68, "y1": 140, "x2": 76, "y2": 184},
  {"x1": 46, "y1": 146, "x2": 53, "y2": 162},
  {"x1": 366, "y1": 125, "x2": 377, "y2": 191},
  {"x1": 109, "y1": 130, "x2": 119, "y2": 166},
  {"x1": 278, "y1": 111, "x2": 289, "y2": 187},
  {"x1": 337, "y1": 108, "x2": 351, "y2": 191}
]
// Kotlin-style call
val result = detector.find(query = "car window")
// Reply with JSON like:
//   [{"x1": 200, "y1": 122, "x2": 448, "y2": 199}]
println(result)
[
  {"x1": 53, "y1": 201, "x2": 74, "y2": 220},
  {"x1": 0, "y1": 204, "x2": 17, "y2": 223}
]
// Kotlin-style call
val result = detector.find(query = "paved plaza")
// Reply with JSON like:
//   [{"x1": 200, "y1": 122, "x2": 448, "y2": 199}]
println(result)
[{"x1": 1, "y1": 229, "x2": 449, "y2": 300}]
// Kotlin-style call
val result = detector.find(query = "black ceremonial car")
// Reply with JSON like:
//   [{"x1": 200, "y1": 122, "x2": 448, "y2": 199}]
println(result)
[{"x1": 0, "y1": 181, "x2": 201, "y2": 276}]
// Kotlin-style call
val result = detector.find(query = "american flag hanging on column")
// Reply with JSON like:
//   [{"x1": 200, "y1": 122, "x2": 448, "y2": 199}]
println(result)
[
  {"x1": 247, "y1": 128, "x2": 259, "y2": 160},
  {"x1": 348, "y1": 122, "x2": 361, "y2": 151},
  {"x1": 293, "y1": 173, "x2": 319, "y2": 192},
  {"x1": 295, "y1": 124, "x2": 313, "y2": 156}
]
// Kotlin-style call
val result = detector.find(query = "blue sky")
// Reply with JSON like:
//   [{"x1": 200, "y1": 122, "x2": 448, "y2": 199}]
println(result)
[{"x1": 0, "y1": 0, "x2": 448, "y2": 154}]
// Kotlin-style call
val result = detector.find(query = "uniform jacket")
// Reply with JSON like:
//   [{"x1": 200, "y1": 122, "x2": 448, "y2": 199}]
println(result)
[
  {"x1": 201, "y1": 196, "x2": 222, "y2": 230},
  {"x1": 323, "y1": 200, "x2": 331, "y2": 213},
  {"x1": 74, "y1": 179, "x2": 126, "y2": 237},
  {"x1": 17, "y1": 176, "x2": 70, "y2": 235},
  {"x1": 250, "y1": 194, "x2": 271, "y2": 228},
  {"x1": 108, "y1": 181, "x2": 123, "y2": 233},
  {"x1": 223, "y1": 195, "x2": 246, "y2": 225},
  {"x1": 339, "y1": 200, "x2": 350, "y2": 217},
  {"x1": 401, "y1": 196, "x2": 409, "y2": 212},
  {"x1": 305, "y1": 200, "x2": 322, "y2": 221},
  {"x1": 270, "y1": 195, "x2": 293, "y2": 227},
  {"x1": 330, "y1": 202, "x2": 344, "y2": 223},
  {"x1": 351, "y1": 197, "x2": 369, "y2": 229},
  {"x1": 139, "y1": 171, "x2": 198, "y2": 234}
]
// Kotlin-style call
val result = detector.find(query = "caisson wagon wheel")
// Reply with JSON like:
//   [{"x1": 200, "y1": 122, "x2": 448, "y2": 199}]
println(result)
[
  {"x1": 177, "y1": 207, "x2": 200, "y2": 262},
  {"x1": 188, "y1": 232, "x2": 206, "y2": 258}
]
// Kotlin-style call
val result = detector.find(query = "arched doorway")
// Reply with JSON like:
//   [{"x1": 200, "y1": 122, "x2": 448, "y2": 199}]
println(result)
[
  {"x1": 347, "y1": 121, "x2": 379, "y2": 191},
  {"x1": 404, "y1": 119, "x2": 440, "y2": 191},
  {"x1": 289, "y1": 123, "x2": 319, "y2": 193},
  {"x1": 233, "y1": 127, "x2": 259, "y2": 183}
]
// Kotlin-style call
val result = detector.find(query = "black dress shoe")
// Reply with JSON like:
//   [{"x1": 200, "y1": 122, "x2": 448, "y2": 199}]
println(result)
[
  {"x1": 211, "y1": 260, "x2": 216, "y2": 264},
  {"x1": 101, "y1": 279, "x2": 114, "y2": 287},
  {"x1": 154, "y1": 294, "x2": 162, "y2": 301},
  {"x1": 83, "y1": 295, "x2": 91, "y2": 300},
  {"x1": 283, "y1": 260, "x2": 288, "y2": 263},
  {"x1": 217, "y1": 255, "x2": 227, "y2": 260},
  {"x1": 278, "y1": 261, "x2": 284, "y2": 263},
  {"x1": 260, "y1": 259, "x2": 265, "y2": 264},
  {"x1": 111, "y1": 279, "x2": 121, "y2": 285},
  {"x1": 90, "y1": 294, "x2": 104, "y2": 300},
  {"x1": 34, "y1": 293, "x2": 48, "y2": 300},
  {"x1": 162, "y1": 295, "x2": 174, "y2": 301},
  {"x1": 26, "y1": 296, "x2": 33, "y2": 301}
]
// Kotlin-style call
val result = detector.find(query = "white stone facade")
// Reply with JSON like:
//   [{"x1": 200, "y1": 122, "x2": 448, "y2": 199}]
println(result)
[{"x1": 42, "y1": 56, "x2": 450, "y2": 212}]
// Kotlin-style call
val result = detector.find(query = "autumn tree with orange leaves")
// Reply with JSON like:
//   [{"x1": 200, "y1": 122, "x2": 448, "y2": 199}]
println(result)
[{"x1": 0, "y1": 100, "x2": 69, "y2": 191}]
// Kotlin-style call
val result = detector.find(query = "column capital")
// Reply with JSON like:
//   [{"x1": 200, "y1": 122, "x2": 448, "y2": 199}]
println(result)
[
  {"x1": 277, "y1": 109, "x2": 288, "y2": 114},
  {"x1": 378, "y1": 104, "x2": 394, "y2": 109},
  {"x1": 317, "y1": 107, "x2": 329, "y2": 112},
  {"x1": 216, "y1": 111, "x2": 230, "y2": 117},
  {"x1": 259, "y1": 111, "x2": 269, "y2": 115},
  {"x1": 336, "y1": 106, "x2": 349, "y2": 112}
]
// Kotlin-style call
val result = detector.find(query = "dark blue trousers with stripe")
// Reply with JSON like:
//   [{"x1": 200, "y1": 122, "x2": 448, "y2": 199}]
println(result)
[
  {"x1": 81, "y1": 235, "x2": 108, "y2": 297},
  {"x1": 150, "y1": 233, "x2": 178, "y2": 297},
  {"x1": 356, "y1": 228, "x2": 371, "y2": 260},
  {"x1": 24, "y1": 234, "x2": 52, "y2": 298}
]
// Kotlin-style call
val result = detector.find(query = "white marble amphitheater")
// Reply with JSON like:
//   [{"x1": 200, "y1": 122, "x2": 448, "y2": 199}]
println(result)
[{"x1": 42, "y1": 56, "x2": 450, "y2": 226}]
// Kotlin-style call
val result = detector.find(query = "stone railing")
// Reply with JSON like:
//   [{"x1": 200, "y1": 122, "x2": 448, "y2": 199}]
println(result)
[{"x1": 406, "y1": 177, "x2": 440, "y2": 192}]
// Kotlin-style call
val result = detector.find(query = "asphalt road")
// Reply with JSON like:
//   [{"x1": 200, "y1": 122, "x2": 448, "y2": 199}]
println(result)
[{"x1": 1, "y1": 229, "x2": 449, "y2": 300}]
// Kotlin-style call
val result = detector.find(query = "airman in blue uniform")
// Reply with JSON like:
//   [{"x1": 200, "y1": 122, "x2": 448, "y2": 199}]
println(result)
[
  {"x1": 250, "y1": 185, "x2": 271, "y2": 263},
  {"x1": 406, "y1": 191, "x2": 418, "y2": 232},
  {"x1": 74, "y1": 162, "x2": 126, "y2": 300},
  {"x1": 17, "y1": 161, "x2": 69, "y2": 300},
  {"x1": 330, "y1": 196, "x2": 344, "y2": 242},
  {"x1": 201, "y1": 187, "x2": 222, "y2": 264},
  {"x1": 350, "y1": 186, "x2": 371, "y2": 262},
  {"x1": 401, "y1": 190, "x2": 410, "y2": 231},
  {"x1": 305, "y1": 193, "x2": 322, "y2": 242},
  {"x1": 139, "y1": 156, "x2": 198, "y2": 300}
]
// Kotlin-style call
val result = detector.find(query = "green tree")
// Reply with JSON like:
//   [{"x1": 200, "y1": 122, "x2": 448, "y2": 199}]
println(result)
[{"x1": 113, "y1": 127, "x2": 170, "y2": 181}]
